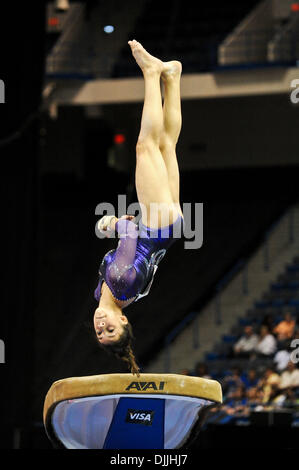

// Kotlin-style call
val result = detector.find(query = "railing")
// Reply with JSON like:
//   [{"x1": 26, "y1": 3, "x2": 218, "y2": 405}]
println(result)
[
  {"x1": 46, "y1": 3, "x2": 97, "y2": 79},
  {"x1": 218, "y1": 0, "x2": 299, "y2": 67},
  {"x1": 162, "y1": 206, "x2": 297, "y2": 372},
  {"x1": 163, "y1": 311, "x2": 198, "y2": 373},
  {"x1": 218, "y1": 29, "x2": 274, "y2": 66},
  {"x1": 46, "y1": 39, "x2": 97, "y2": 79},
  {"x1": 218, "y1": 28, "x2": 299, "y2": 67},
  {"x1": 214, "y1": 259, "x2": 246, "y2": 326},
  {"x1": 45, "y1": 25, "x2": 299, "y2": 79}
]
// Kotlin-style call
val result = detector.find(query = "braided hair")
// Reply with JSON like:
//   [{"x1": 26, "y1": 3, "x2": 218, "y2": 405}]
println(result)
[{"x1": 99, "y1": 322, "x2": 140, "y2": 376}]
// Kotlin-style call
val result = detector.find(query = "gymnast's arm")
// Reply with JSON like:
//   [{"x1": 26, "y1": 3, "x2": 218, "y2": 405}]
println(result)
[{"x1": 105, "y1": 218, "x2": 139, "y2": 295}]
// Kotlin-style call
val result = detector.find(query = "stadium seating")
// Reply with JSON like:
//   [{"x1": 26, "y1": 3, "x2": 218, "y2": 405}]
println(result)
[{"x1": 112, "y1": 0, "x2": 260, "y2": 77}]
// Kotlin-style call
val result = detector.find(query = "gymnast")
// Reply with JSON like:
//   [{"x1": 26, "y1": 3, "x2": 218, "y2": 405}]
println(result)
[{"x1": 93, "y1": 40, "x2": 184, "y2": 375}]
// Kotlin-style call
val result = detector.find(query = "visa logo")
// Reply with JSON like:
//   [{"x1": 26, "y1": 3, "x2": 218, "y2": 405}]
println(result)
[
  {"x1": 125, "y1": 409, "x2": 154, "y2": 426},
  {"x1": 130, "y1": 412, "x2": 151, "y2": 420}
]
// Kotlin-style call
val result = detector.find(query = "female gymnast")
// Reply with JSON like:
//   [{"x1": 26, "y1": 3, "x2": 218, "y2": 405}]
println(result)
[{"x1": 93, "y1": 40, "x2": 184, "y2": 375}]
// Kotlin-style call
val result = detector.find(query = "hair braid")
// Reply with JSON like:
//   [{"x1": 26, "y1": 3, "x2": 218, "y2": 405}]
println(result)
[
  {"x1": 121, "y1": 344, "x2": 140, "y2": 377},
  {"x1": 99, "y1": 322, "x2": 140, "y2": 376}
]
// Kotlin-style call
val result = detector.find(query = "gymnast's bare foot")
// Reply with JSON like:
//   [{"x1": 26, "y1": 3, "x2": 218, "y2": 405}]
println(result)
[
  {"x1": 128, "y1": 40, "x2": 164, "y2": 74},
  {"x1": 161, "y1": 60, "x2": 182, "y2": 81}
]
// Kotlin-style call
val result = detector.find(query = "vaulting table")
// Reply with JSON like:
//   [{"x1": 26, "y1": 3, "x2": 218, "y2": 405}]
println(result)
[{"x1": 43, "y1": 373, "x2": 222, "y2": 449}]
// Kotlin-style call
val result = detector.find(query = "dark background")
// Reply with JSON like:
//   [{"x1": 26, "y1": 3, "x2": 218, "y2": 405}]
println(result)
[{"x1": 0, "y1": 1, "x2": 299, "y2": 450}]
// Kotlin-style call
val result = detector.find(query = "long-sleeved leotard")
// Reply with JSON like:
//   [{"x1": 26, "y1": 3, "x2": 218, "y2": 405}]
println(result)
[{"x1": 94, "y1": 215, "x2": 184, "y2": 304}]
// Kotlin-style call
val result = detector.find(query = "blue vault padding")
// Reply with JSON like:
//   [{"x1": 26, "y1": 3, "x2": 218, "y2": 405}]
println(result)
[{"x1": 103, "y1": 397, "x2": 165, "y2": 449}]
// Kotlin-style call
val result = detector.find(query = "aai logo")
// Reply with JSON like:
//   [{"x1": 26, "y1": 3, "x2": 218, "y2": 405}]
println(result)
[
  {"x1": 125, "y1": 409, "x2": 155, "y2": 426},
  {"x1": 125, "y1": 381, "x2": 165, "y2": 392}
]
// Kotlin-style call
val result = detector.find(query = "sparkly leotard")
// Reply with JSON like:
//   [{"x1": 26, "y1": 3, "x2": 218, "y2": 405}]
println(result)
[{"x1": 94, "y1": 215, "x2": 184, "y2": 305}]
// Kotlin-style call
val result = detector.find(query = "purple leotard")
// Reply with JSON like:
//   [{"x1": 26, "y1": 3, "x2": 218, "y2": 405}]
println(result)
[{"x1": 94, "y1": 215, "x2": 184, "y2": 304}]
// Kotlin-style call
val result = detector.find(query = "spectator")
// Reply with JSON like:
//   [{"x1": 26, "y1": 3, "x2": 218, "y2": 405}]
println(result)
[
  {"x1": 254, "y1": 325, "x2": 277, "y2": 357},
  {"x1": 246, "y1": 385, "x2": 263, "y2": 405},
  {"x1": 273, "y1": 340, "x2": 292, "y2": 372},
  {"x1": 221, "y1": 367, "x2": 243, "y2": 395},
  {"x1": 233, "y1": 326, "x2": 259, "y2": 358},
  {"x1": 257, "y1": 366, "x2": 280, "y2": 403},
  {"x1": 241, "y1": 368, "x2": 259, "y2": 390},
  {"x1": 273, "y1": 386, "x2": 299, "y2": 409},
  {"x1": 273, "y1": 312, "x2": 296, "y2": 344},
  {"x1": 193, "y1": 362, "x2": 211, "y2": 379},
  {"x1": 279, "y1": 361, "x2": 299, "y2": 390},
  {"x1": 223, "y1": 384, "x2": 248, "y2": 417}
]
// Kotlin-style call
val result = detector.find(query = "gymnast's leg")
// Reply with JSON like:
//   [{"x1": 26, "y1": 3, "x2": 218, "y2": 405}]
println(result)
[
  {"x1": 128, "y1": 40, "x2": 180, "y2": 228},
  {"x1": 160, "y1": 62, "x2": 183, "y2": 214}
]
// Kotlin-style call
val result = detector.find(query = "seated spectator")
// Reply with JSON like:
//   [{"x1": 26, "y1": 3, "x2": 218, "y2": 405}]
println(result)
[
  {"x1": 193, "y1": 362, "x2": 211, "y2": 379},
  {"x1": 254, "y1": 325, "x2": 277, "y2": 357},
  {"x1": 241, "y1": 368, "x2": 259, "y2": 390},
  {"x1": 273, "y1": 340, "x2": 292, "y2": 372},
  {"x1": 222, "y1": 384, "x2": 249, "y2": 417},
  {"x1": 246, "y1": 385, "x2": 263, "y2": 405},
  {"x1": 257, "y1": 365, "x2": 280, "y2": 403},
  {"x1": 273, "y1": 312, "x2": 296, "y2": 347},
  {"x1": 273, "y1": 386, "x2": 299, "y2": 408},
  {"x1": 233, "y1": 326, "x2": 259, "y2": 358},
  {"x1": 279, "y1": 361, "x2": 299, "y2": 390},
  {"x1": 221, "y1": 367, "x2": 243, "y2": 395}
]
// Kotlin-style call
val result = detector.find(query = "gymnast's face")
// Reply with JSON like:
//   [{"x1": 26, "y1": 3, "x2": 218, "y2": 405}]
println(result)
[{"x1": 93, "y1": 307, "x2": 128, "y2": 345}]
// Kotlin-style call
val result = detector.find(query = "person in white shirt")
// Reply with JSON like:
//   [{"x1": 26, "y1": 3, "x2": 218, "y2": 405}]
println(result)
[
  {"x1": 274, "y1": 349, "x2": 291, "y2": 372},
  {"x1": 279, "y1": 361, "x2": 299, "y2": 390},
  {"x1": 233, "y1": 325, "x2": 259, "y2": 358},
  {"x1": 255, "y1": 325, "x2": 277, "y2": 357}
]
